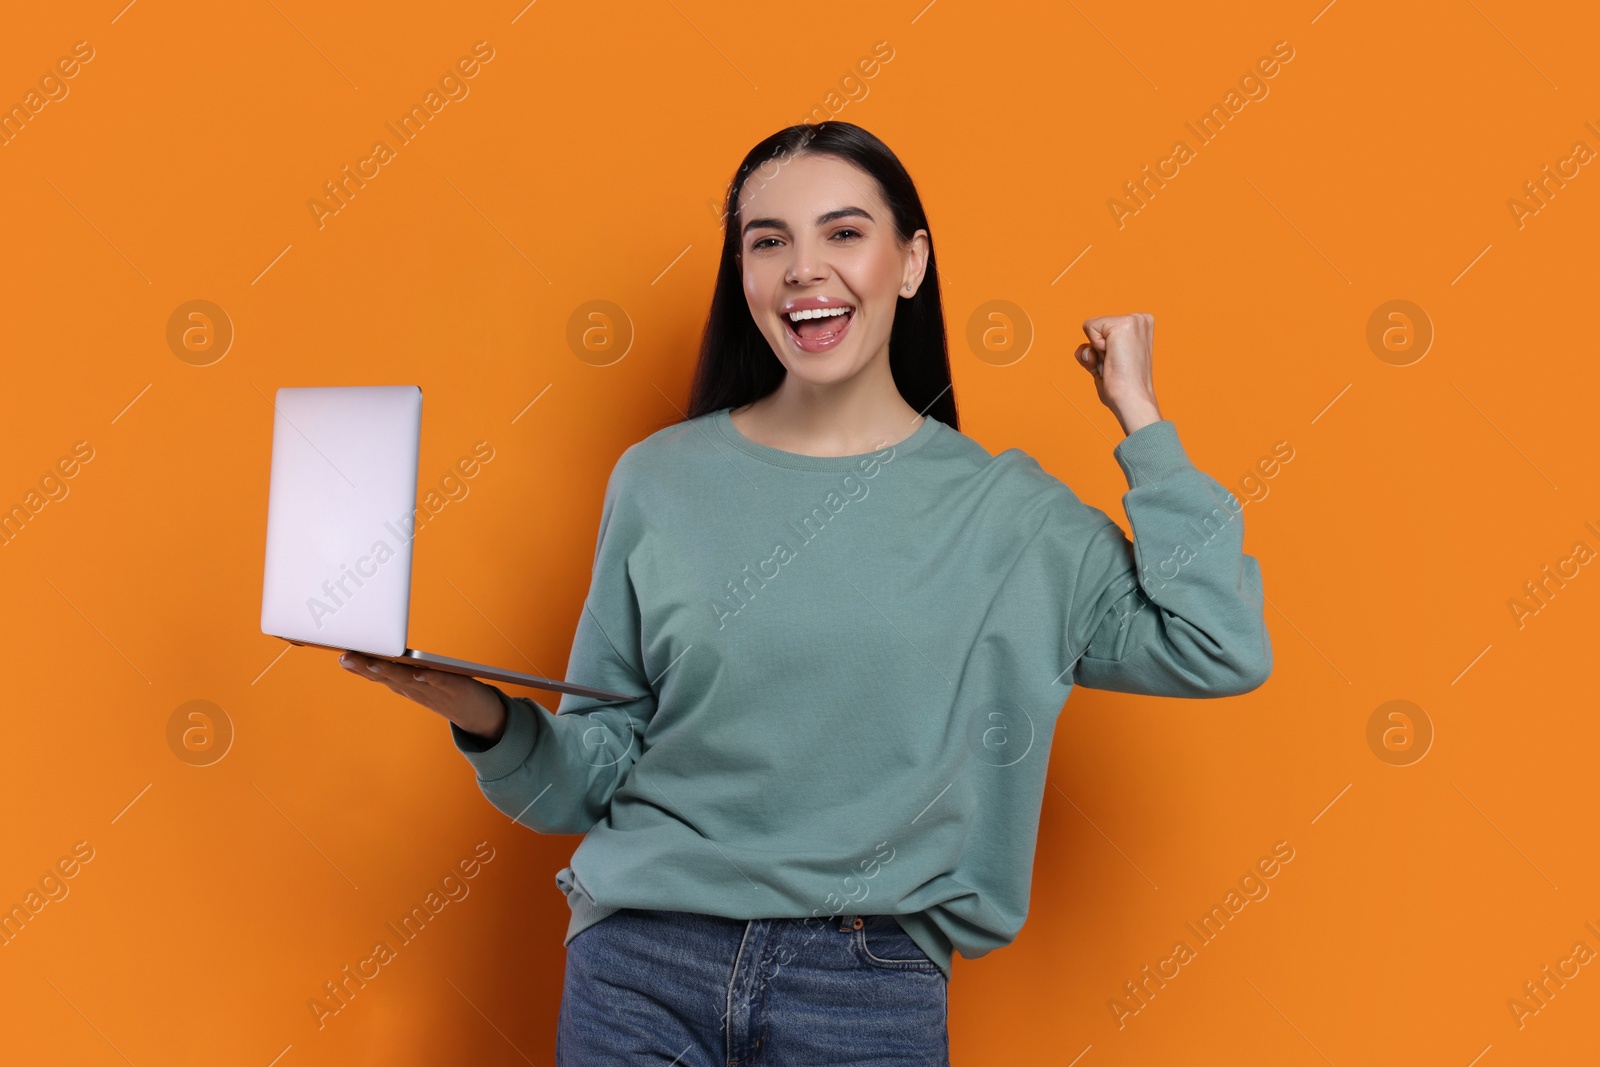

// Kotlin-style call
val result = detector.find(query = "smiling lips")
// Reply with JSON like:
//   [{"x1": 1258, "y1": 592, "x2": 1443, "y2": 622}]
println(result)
[{"x1": 781, "y1": 298, "x2": 856, "y2": 353}]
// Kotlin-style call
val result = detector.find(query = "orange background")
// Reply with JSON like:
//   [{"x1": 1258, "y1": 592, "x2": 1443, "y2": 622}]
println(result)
[{"x1": 3, "y1": 1, "x2": 1598, "y2": 1063}]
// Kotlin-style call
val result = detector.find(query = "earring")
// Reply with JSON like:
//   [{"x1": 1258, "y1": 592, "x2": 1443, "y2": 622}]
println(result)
[{"x1": 904, "y1": 283, "x2": 912, "y2": 291}]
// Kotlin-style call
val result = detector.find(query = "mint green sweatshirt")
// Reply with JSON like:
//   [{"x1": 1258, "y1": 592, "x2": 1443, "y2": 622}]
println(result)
[{"x1": 451, "y1": 406, "x2": 1271, "y2": 981}]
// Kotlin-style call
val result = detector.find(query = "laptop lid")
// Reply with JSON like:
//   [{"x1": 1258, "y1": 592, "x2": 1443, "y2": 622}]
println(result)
[{"x1": 260, "y1": 385, "x2": 421, "y2": 657}]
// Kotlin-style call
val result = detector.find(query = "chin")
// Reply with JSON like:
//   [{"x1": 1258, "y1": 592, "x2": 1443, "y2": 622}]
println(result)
[
  {"x1": 785, "y1": 367, "x2": 854, "y2": 388},
  {"x1": 773, "y1": 350, "x2": 865, "y2": 385},
  {"x1": 768, "y1": 334, "x2": 875, "y2": 380}
]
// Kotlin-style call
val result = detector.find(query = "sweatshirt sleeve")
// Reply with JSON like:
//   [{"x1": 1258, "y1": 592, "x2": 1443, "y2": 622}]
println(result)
[
  {"x1": 449, "y1": 449, "x2": 658, "y2": 834},
  {"x1": 1066, "y1": 420, "x2": 1272, "y2": 697}
]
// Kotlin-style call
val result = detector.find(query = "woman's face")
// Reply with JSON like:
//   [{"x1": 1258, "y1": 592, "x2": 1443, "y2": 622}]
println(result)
[{"x1": 735, "y1": 152, "x2": 928, "y2": 389}]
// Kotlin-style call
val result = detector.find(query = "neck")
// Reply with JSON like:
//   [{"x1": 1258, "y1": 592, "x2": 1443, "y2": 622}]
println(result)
[{"x1": 732, "y1": 370, "x2": 924, "y2": 456}]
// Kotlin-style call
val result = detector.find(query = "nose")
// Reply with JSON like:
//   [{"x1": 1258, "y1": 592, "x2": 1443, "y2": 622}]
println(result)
[{"x1": 783, "y1": 234, "x2": 829, "y2": 286}]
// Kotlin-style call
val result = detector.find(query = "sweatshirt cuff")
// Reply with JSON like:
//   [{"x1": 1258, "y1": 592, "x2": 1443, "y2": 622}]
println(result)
[
  {"x1": 450, "y1": 686, "x2": 539, "y2": 782},
  {"x1": 1112, "y1": 419, "x2": 1191, "y2": 488}
]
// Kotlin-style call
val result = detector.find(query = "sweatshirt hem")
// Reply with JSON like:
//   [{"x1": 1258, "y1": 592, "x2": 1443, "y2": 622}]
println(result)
[{"x1": 555, "y1": 891, "x2": 956, "y2": 982}]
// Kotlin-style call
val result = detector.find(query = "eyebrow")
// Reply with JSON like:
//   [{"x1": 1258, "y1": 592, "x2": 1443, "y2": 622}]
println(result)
[{"x1": 741, "y1": 206, "x2": 875, "y2": 239}]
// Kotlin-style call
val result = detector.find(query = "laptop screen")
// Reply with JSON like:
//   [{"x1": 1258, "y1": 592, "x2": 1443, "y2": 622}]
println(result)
[{"x1": 260, "y1": 385, "x2": 422, "y2": 657}]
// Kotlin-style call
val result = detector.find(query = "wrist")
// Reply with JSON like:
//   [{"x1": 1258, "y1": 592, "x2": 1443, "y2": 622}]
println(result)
[
  {"x1": 460, "y1": 688, "x2": 508, "y2": 743},
  {"x1": 1114, "y1": 398, "x2": 1163, "y2": 436}
]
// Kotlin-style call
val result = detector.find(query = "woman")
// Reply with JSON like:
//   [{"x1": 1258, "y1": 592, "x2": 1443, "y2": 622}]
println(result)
[{"x1": 340, "y1": 121, "x2": 1271, "y2": 1065}]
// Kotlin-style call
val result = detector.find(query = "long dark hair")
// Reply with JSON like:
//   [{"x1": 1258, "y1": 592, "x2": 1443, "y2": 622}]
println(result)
[{"x1": 684, "y1": 121, "x2": 959, "y2": 431}]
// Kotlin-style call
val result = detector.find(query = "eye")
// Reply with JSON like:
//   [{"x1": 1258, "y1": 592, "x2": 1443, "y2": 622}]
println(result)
[{"x1": 751, "y1": 229, "x2": 861, "y2": 251}]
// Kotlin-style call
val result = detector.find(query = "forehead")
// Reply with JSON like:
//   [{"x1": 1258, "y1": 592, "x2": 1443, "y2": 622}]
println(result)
[{"x1": 737, "y1": 153, "x2": 881, "y2": 219}]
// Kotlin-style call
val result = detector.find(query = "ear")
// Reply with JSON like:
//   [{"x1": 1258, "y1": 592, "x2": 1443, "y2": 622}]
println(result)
[{"x1": 903, "y1": 228, "x2": 930, "y2": 291}]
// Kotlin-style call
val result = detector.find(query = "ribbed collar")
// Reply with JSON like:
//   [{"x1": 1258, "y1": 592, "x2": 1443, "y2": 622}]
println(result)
[{"x1": 712, "y1": 407, "x2": 942, "y2": 471}]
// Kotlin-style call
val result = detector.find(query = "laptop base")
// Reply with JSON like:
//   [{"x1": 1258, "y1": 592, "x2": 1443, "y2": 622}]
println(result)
[{"x1": 283, "y1": 639, "x2": 636, "y2": 702}]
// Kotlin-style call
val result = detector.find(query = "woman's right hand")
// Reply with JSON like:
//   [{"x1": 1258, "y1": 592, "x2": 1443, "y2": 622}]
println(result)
[{"x1": 338, "y1": 652, "x2": 509, "y2": 743}]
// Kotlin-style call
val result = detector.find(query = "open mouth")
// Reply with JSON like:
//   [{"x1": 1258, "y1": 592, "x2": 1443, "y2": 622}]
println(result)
[{"x1": 783, "y1": 306, "x2": 855, "y2": 351}]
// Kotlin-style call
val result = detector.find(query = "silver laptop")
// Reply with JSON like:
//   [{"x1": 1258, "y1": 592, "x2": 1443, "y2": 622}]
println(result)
[{"x1": 259, "y1": 384, "x2": 632, "y2": 701}]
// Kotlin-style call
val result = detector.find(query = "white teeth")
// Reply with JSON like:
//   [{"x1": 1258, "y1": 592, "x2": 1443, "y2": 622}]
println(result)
[{"x1": 786, "y1": 306, "x2": 852, "y2": 322}]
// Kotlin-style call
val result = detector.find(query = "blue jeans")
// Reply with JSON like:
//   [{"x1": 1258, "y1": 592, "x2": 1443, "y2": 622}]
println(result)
[{"x1": 557, "y1": 907, "x2": 950, "y2": 1065}]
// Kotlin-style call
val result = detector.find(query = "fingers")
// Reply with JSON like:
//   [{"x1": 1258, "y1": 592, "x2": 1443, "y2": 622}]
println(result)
[
  {"x1": 1081, "y1": 312, "x2": 1154, "y2": 341},
  {"x1": 340, "y1": 652, "x2": 391, "y2": 679},
  {"x1": 1077, "y1": 314, "x2": 1156, "y2": 380},
  {"x1": 340, "y1": 652, "x2": 416, "y2": 684},
  {"x1": 1076, "y1": 343, "x2": 1102, "y2": 376},
  {"x1": 342, "y1": 651, "x2": 452, "y2": 693}
]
